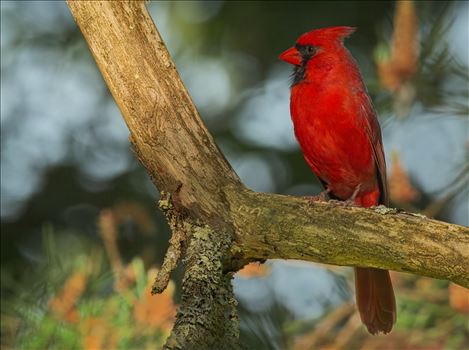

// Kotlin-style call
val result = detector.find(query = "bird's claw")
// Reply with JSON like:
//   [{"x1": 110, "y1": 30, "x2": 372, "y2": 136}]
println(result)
[
  {"x1": 304, "y1": 190, "x2": 330, "y2": 205},
  {"x1": 329, "y1": 184, "x2": 361, "y2": 207},
  {"x1": 329, "y1": 198, "x2": 356, "y2": 207}
]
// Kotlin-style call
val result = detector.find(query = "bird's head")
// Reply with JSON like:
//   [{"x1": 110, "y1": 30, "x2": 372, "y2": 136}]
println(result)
[
  {"x1": 279, "y1": 26, "x2": 356, "y2": 85},
  {"x1": 279, "y1": 26, "x2": 356, "y2": 65}
]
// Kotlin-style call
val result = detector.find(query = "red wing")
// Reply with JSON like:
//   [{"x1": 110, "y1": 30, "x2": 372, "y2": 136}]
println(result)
[{"x1": 357, "y1": 91, "x2": 389, "y2": 206}]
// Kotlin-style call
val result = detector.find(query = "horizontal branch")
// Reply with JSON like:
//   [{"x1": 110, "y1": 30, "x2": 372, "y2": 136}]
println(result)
[{"x1": 228, "y1": 188, "x2": 469, "y2": 288}]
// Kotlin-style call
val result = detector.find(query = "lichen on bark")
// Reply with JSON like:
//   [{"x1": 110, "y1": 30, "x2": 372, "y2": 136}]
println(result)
[{"x1": 164, "y1": 225, "x2": 240, "y2": 350}]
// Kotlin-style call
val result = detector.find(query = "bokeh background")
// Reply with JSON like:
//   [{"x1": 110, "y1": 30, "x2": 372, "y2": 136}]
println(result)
[{"x1": 1, "y1": 1, "x2": 468, "y2": 349}]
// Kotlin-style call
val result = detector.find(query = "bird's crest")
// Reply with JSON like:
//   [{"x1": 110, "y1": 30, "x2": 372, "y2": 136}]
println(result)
[{"x1": 297, "y1": 26, "x2": 356, "y2": 47}]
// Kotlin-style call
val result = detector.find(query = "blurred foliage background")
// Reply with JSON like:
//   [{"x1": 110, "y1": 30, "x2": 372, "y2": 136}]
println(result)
[{"x1": 1, "y1": 1, "x2": 468, "y2": 349}]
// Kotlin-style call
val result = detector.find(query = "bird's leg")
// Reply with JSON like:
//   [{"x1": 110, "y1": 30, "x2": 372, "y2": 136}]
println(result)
[
  {"x1": 304, "y1": 188, "x2": 330, "y2": 204},
  {"x1": 330, "y1": 184, "x2": 361, "y2": 207}
]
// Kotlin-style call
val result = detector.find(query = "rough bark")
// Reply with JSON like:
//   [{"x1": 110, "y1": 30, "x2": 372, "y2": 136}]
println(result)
[
  {"x1": 67, "y1": 1, "x2": 469, "y2": 348},
  {"x1": 164, "y1": 225, "x2": 239, "y2": 350},
  {"x1": 227, "y1": 189, "x2": 469, "y2": 288},
  {"x1": 67, "y1": 0, "x2": 241, "y2": 229}
]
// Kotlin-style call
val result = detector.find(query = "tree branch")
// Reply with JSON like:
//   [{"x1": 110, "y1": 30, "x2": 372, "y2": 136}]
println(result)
[
  {"x1": 67, "y1": 2, "x2": 243, "y2": 347},
  {"x1": 67, "y1": 1, "x2": 469, "y2": 347},
  {"x1": 227, "y1": 189, "x2": 469, "y2": 288},
  {"x1": 67, "y1": 0, "x2": 241, "y2": 229}
]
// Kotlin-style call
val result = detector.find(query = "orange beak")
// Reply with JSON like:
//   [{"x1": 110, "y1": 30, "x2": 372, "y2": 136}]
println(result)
[{"x1": 279, "y1": 46, "x2": 301, "y2": 65}]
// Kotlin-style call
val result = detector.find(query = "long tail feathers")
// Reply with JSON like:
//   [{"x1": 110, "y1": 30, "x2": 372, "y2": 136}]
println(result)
[{"x1": 355, "y1": 267, "x2": 396, "y2": 335}]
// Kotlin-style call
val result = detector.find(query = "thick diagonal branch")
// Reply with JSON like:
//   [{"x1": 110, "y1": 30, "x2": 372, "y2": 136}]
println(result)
[
  {"x1": 67, "y1": 0, "x2": 241, "y2": 229},
  {"x1": 67, "y1": 1, "x2": 242, "y2": 347}
]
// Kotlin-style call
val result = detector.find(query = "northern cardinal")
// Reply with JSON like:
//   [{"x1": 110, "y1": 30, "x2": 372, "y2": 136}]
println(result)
[{"x1": 279, "y1": 26, "x2": 396, "y2": 334}]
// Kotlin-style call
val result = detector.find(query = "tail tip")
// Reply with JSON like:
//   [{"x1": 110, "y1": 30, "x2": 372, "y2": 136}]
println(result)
[{"x1": 364, "y1": 321, "x2": 394, "y2": 335}]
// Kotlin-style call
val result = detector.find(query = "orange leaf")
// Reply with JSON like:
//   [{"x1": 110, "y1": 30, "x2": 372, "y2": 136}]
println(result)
[
  {"x1": 449, "y1": 283, "x2": 469, "y2": 314},
  {"x1": 389, "y1": 151, "x2": 420, "y2": 204},
  {"x1": 133, "y1": 269, "x2": 177, "y2": 334},
  {"x1": 49, "y1": 271, "x2": 87, "y2": 324},
  {"x1": 236, "y1": 262, "x2": 271, "y2": 279}
]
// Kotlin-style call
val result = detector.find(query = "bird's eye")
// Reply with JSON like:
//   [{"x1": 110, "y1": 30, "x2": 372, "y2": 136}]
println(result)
[{"x1": 306, "y1": 46, "x2": 315, "y2": 55}]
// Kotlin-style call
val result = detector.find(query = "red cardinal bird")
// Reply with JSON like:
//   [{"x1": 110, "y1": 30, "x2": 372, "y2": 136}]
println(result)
[{"x1": 279, "y1": 26, "x2": 396, "y2": 335}]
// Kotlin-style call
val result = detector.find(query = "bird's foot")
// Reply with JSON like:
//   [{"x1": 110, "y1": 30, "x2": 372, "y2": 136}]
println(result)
[
  {"x1": 304, "y1": 190, "x2": 330, "y2": 205},
  {"x1": 329, "y1": 184, "x2": 361, "y2": 207},
  {"x1": 329, "y1": 198, "x2": 356, "y2": 207}
]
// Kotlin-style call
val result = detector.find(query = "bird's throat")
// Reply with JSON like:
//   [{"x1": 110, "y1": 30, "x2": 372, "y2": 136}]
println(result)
[{"x1": 292, "y1": 64, "x2": 307, "y2": 87}]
